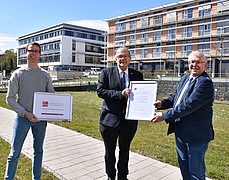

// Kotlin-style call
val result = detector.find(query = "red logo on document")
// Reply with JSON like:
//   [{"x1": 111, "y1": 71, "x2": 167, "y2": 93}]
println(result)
[
  {"x1": 134, "y1": 88, "x2": 137, "y2": 90},
  {"x1": 42, "y1": 101, "x2": 48, "y2": 107}
]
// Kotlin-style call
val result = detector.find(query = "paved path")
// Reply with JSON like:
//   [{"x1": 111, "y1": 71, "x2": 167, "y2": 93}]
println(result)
[{"x1": 0, "y1": 106, "x2": 184, "y2": 180}]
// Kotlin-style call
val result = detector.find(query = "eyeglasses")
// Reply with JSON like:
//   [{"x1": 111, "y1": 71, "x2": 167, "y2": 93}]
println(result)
[
  {"x1": 116, "y1": 55, "x2": 130, "y2": 59},
  {"x1": 189, "y1": 60, "x2": 206, "y2": 65},
  {"x1": 27, "y1": 50, "x2": 40, "y2": 54}
]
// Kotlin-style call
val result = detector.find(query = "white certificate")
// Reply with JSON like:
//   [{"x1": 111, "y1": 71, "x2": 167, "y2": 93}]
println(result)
[
  {"x1": 125, "y1": 81, "x2": 157, "y2": 121},
  {"x1": 33, "y1": 92, "x2": 73, "y2": 121}
]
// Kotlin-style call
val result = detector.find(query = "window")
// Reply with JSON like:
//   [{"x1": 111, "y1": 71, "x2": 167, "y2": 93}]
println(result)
[
  {"x1": 64, "y1": 30, "x2": 74, "y2": 36},
  {"x1": 72, "y1": 40, "x2": 76, "y2": 51},
  {"x1": 182, "y1": 8, "x2": 193, "y2": 20},
  {"x1": 198, "y1": 38, "x2": 210, "y2": 55},
  {"x1": 182, "y1": 27, "x2": 192, "y2": 38},
  {"x1": 217, "y1": 16, "x2": 229, "y2": 34},
  {"x1": 140, "y1": 33, "x2": 149, "y2": 43},
  {"x1": 198, "y1": 21, "x2": 211, "y2": 36},
  {"x1": 199, "y1": 5, "x2": 211, "y2": 17},
  {"x1": 116, "y1": 19, "x2": 126, "y2": 32},
  {"x1": 129, "y1": 49, "x2": 136, "y2": 59},
  {"x1": 166, "y1": 42, "x2": 176, "y2": 58},
  {"x1": 181, "y1": 41, "x2": 192, "y2": 57},
  {"x1": 153, "y1": 30, "x2": 162, "y2": 41},
  {"x1": 55, "y1": 43, "x2": 60, "y2": 50},
  {"x1": 72, "y1": 53, "x2": 75, "y2": 63},
  {"x1": 141, "y1": 15, "x2": 149, "y2": 28},
  {"x1": 153, "y1": 15, "x2": 163, "y2": 25},
  {"x1": 129, "y1": 33, "x2": 136, "y2": 44},
  {"x1": 130, "y1": 20, "x2": 137, "y2": 29},
  {"x1": 115, "y1": 33, "x2": 126, "y2": 46},
  {"x1": 152, "y1": 44, "x2": 161, "y2": 58},
  {"x1": 49, "y1": 44, "x2": 54, "y2": 50},
  {"x1": 140, "y1": 46, "x2": 148, "y2": 58},
  {"x1": 167, "y1": 25, "x2": 176, "y2": 40}
]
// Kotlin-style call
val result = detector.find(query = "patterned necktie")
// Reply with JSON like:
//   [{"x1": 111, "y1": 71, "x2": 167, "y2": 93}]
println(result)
[{"x1": 121, "y1": 72, "x2": 126, "y2": 89}]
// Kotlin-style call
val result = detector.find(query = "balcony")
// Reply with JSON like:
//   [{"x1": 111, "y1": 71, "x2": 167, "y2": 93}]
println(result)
[
  {"x1": 182, "y1": 32, "x2": 192, "y2": 38},
  {"x1": 140, "y1": 54, "x2": 148, "y2": 58},
  {"x1": 140, "y1": 38, "x2": 149, "y2": 43},
  {"x1": 129, "y1": 40, "x2": 136, "y2": 45},
  {"x1": 198, "y1": 30, "x2": 210, "y2": 37},
  {"x1": 153, "y1": 36, "x2": 162, "y2": 41},
  {"x1": 153, "y1": 19, "x2": 162, "y2": 26},
  {"x1": 166, "y1": 51, "x2": 176, "y2": 58},
  {"x1": 181, "y1": 51, "x2": 192, "y2": 57},
  {"x1": 152, "y1": 52, "x2": 161, "y2": 58}
]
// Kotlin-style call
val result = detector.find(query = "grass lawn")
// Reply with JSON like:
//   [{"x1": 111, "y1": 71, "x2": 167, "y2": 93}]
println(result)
[
  {"x1": 0, "y1": 92, "x2": 228, "y2": 179},
  {"x1": 0, "y1": 137, "x2": 59, "y2": 179}
]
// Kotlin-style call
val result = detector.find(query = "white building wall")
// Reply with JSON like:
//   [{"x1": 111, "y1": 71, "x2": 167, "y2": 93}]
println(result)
[
  {"x1": 76, "y1": 41, "x2": 85, "y2": 66},
  {"x1": 61, "y1": 37, "x2": 72, "y2": 65}
]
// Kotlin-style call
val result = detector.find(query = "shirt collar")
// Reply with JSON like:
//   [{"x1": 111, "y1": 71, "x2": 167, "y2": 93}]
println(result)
[{"x1": 118, "y1": 67, "x2": 128, "y2": 76}]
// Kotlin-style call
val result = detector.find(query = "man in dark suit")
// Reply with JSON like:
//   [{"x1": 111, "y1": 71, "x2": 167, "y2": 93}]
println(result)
[
  {"x1": 151, "y1": 51, "x2": 214, "y2": 180},
  {"x1": 97, "y1": 47, "x2": 143, "y2": 180}
]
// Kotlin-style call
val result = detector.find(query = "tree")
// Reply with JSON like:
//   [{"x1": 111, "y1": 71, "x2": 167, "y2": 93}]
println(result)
[{"x1": 1, "y1": 50, "x2": 17, "y2": 74}]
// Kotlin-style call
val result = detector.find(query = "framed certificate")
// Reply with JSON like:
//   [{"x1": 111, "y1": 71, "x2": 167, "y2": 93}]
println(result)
[
  {"x1": 33, "y1": 92, "x2": 73, "y2": 121},
  {"x1": 125, "y1": 81, "x2": 157, "y2": 121}
]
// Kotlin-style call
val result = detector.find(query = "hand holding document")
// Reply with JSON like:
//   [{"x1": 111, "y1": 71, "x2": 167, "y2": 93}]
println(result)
[
  {"x1": 125, "y1": 81, "x2": 157, "y2": 121},
  {"x1": 33, "y1": 92, "x2": 73, "y2": 121}
]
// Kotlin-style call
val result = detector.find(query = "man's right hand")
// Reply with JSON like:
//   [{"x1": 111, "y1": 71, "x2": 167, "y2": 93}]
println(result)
[
  {"x1": 122, "y1": 88, "x2": 130, "y2": 99},
  {"x1": 24, "y1": 112, "x2": 40, "y2": 122}
]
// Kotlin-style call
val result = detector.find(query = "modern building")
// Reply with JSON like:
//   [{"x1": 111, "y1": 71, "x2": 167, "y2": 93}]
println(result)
[
  {"x1": 105, "y1": 0, "x2": 229, "y2": 77},
  {"x1": 17, "y1": 23, "x2": 107, "y2": 71}
]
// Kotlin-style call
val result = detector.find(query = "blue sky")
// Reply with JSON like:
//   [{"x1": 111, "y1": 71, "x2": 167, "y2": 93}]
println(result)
[{"x1": 0, "y1": 0, "x2": 177, "y2": 53}]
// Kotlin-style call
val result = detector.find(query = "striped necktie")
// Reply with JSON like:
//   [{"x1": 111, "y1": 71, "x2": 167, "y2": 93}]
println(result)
[{"x1": 121, "y1": 72, "x2": 126, "y2": 89}]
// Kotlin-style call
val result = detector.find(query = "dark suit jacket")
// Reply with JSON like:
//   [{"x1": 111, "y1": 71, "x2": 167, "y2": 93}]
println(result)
[
  {"x1": 97, "y1": 67, "x2": 143, "y2": 127},
  {"x1": 161, "y1": 72, "x2": 214, "y2": 144}
]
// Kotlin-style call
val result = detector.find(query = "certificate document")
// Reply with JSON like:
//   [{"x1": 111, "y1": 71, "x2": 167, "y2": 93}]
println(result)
[
  {"x1": 33, "y1": 92, "x2": 73, "y2": 121},
  {"x1": 125, "y1": 81, "x2": 157, "y2": 121}
]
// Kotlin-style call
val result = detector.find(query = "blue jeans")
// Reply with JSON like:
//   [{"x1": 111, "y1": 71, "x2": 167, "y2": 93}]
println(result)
[
  {"x1": 4, "y1": 116, "x2": 47, "y2": 180},
  {"x1": 176, "y1": 136, "x2": 209, "y2": 180}
]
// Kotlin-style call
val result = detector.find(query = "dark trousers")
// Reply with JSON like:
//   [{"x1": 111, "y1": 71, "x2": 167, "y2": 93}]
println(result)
[{"x1": 100, "y1": 119, "x2": 137, "y2": 178}]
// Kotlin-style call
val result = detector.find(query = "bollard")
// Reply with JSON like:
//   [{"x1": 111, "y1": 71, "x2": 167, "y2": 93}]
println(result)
[
  {"x1": 88, "y1": 82, "x2": 91, "y2": 91},
  {"x1": 94, "y1": 82, "x2": 96, "y2": 92}
]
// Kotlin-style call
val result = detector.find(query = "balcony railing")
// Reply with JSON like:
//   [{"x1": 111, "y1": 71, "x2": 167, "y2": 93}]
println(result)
[
  {"x1": 152, "y1": 52, "x2": 161, "y2": 58},
  {"x1": 181, "y1": 51, "x2": 192, "y2": 57},
  {"x1": 153, "y1": 19, "x2": 162, "y2": 26},
  {"x1": 140, "y1": 38, "x2": 149, "y2": 43},
  {"x1": 140, "y1": 54, "x2": 148, "y2": 58},
  {"x1": 166, "y1": 51, "x2": 176, "y2": 58}
]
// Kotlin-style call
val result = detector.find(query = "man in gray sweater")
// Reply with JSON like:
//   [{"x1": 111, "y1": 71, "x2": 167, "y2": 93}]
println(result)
[{"x1": 4, "y1": 42, "x2": 54, "y2": 180}]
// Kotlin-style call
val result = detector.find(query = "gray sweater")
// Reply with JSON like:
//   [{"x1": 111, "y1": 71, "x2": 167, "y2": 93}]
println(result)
[{"x1": 6, "y1": 67, "x2": 54, "y2": 117}]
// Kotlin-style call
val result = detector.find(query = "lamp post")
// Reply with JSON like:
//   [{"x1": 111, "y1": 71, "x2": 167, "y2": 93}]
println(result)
[{"x1": 0, "y1": 49, "x2": 3, "y2": 73}]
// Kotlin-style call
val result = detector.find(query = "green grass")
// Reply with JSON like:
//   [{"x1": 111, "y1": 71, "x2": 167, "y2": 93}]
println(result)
[
  {"x1": 0, "y1": 137, "x2": 59, "y2": 179},
  {"x1": 0, "y1": 92, "x2": 229, "y2": 179}
]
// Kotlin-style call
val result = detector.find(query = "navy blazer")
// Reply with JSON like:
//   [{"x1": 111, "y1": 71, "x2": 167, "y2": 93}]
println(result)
[
  {"x1": 161, "y1": 72, "x2": 214, "y2": 144},
  {"x1": 97, "y1": 67, "x2": 143, "y2": 127}
]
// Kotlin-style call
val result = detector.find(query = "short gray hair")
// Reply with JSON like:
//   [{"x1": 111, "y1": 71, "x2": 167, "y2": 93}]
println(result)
[
  {"x1": 188, "y1": 51, "x2": 207, "y2": 62},
  {"x1": 115, "y1": 46, "x2": 130, "y2": 57}
]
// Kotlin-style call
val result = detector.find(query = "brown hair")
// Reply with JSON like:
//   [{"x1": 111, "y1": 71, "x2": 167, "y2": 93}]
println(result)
[{"x1": 26, "y1": 42, "x2": 41, "y2": 53}]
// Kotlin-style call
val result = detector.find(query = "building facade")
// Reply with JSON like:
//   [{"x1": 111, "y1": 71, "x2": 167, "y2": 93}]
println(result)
[
  {"x1": 105, "y1": 0, "x2": 229, "y2": 77},
  {"x1": 17, "y1": 23, "x2": 106, "y2": 71}
]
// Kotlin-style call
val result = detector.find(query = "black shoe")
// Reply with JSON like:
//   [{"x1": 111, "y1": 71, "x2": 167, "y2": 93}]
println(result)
[{"x1": 117, "y1": 177, "x2": 128, "y2": 180}]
